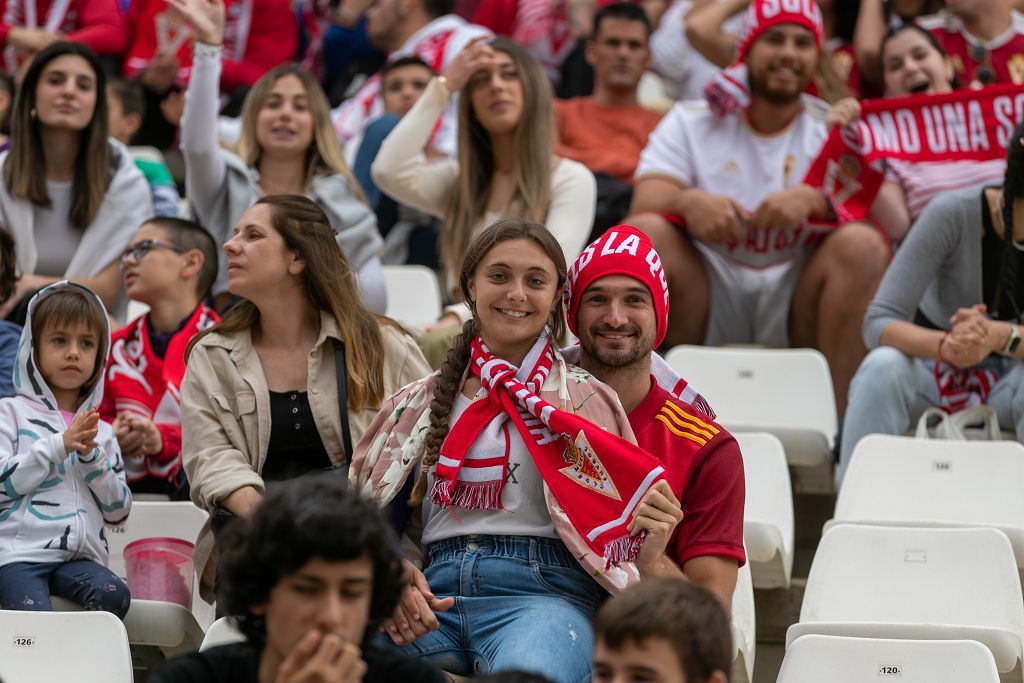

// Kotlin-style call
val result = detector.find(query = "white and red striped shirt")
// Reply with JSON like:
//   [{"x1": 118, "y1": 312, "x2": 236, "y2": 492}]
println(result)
[{"x1": 885, "y1": 158, "x2": 1006, "y2": 221}]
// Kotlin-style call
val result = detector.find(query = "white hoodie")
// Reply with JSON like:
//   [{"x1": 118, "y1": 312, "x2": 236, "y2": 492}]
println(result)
[{"x1": 0, "y1": 282, "x2": 131, "y2": 568}]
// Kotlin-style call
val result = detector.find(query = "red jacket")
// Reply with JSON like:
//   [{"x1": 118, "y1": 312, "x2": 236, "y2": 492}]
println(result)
[
  {"x1": 100, "y1": 304, "x2": 218, "y2": 484},
  {"x1": 124, "y1": 0, "x2": 296, "y2": 91},
  {"x1": 0, "y1": 0, "x2": 125, "y2": 64}
]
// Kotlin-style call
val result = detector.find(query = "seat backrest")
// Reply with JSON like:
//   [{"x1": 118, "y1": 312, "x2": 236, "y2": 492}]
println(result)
[
  {"x1": 779, "y1": 635, "x2": 1001, "y2": 683},
  {"x1": 105, "y1": 501, "x2": 209, "y2": 578},
  {"x1": 381, "y1": 265, "x2": 443, "y2": 325},
  {"x1": 800, "y1": 525, "x2": 1024, "y2": 635},
  {"x1": 0, "y1": 609, "x2": 133, "y2": 683},
  {"x1": 663, "y1": 346, "x2": 837, "y2": 445},
  {"x1": 201, "y1": 617, "x2": 247, "y2": 652},
  {"x1": 737, "y1": 432, "x2": 793, "y2": 549},
  {"x1": 836, "y1": 435, "x2": 1024, "y2": 531},
  {"x1": 732, "y1": 557, "x2": 756, "y2": 662}
]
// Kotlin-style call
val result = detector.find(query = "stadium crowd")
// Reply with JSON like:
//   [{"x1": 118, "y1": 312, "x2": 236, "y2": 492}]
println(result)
[{"x1": 0, "y1": 0, "x2": 1022, "y2": 679}]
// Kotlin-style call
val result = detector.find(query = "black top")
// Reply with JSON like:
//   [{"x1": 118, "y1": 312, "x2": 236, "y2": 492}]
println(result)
[
  {"x1": 146, "y1": 313, "x2": 191, "y2": 360},
  {"x1": 148, "y1": 641, "x2": 446, "y2": 683},
  {"x1": 261, "y1": 390, "x2": 332, "y2": 482}
]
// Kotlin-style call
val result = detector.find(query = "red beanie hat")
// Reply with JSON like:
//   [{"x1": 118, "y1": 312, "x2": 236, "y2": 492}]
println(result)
[
  {"x1": 736, "y1": 0, "x2": 824, "y2": 63},
  {"x1": 565, "y1": 226, "x2": 670, "y2": 348}
]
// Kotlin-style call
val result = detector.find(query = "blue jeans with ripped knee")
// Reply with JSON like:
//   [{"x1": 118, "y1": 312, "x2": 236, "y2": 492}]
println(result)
[
  {"x1": 0, "y1": 560, "x2": 131, "y2": 618},
  {"x1": 397, "y1": 535, "x2": 607, "y2": 683}
]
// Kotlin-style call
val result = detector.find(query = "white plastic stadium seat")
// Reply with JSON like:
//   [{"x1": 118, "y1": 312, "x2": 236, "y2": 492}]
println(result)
[
  {"x1": 736, "y1": 432, "x2": 794, "y2": 589},
  {"x1": 201, "y1": 617, "x2": 247, "y2": 651},
  {"x1": 778, "y1": 635, "x2": 1001, "y2": 683},
  {"x1": 663, "y1": 346, "x2": 837, "y2": 467},
  {"x1": 0, "y1": 609, "x2": 133, "y2": 682},
  {"x1": 787, "y1": 524, "x2": 1024, "y2": 675},
  {"x1": 830, "y1": 435, "x2": 1024, "y2": 568},
  {"x1": 730, "y1": 560, "x2": 756, "y2": 683},
  {"x1": 381, "y1": 265, "x2": 443, "y2": 325}
]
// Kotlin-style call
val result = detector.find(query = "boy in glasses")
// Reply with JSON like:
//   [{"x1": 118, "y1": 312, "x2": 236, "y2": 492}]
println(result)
[{"x1": 99, "y1": 217, "x2": 219, "y2": 499}]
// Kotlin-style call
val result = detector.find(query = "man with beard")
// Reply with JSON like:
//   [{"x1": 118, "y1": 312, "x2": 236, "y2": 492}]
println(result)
[
  {"x1": 623, "y1": 0, "x2": 892, "y2": 415},
  {"x1": 565, "y1": 226, "x2": 746, "y2": 610}
]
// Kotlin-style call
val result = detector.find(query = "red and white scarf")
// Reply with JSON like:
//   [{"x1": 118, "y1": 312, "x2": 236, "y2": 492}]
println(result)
[
  {"x1": 805, "y1": 84, "x2": 1023, "y2": 223},
  {"x1": 434, "y1": 335, "x2": 666, "y2": 566},
  {"x1": 934, "y1": 362, "x2": 999, "y2": 414}
]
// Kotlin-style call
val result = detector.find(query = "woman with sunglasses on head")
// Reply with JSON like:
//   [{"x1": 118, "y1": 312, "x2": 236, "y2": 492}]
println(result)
[
  {"x1": 827, "y1": 23, "x2": 1007, "y2": 243},
  {"x1": 838, "y1": 120, "x2": 1024, "y2": 486},
  {"x1": 169, "y1": 0, "x2": 386, "y2": 313},
  {"x1": 351, "y1": 219, "x2": 668, "y2": 683},
  {"x1": 181, "y1": 195, "x2": 430, "y2": 603},
  {"x1": 372, "y1": 37, "x2": 596, "y2": 336},
  {"x1": 0, "y1": 42, "x2": 152, "y2": 320},
  {"x1": 100, "y1": 218, "x2": 220, "y2": 501}
]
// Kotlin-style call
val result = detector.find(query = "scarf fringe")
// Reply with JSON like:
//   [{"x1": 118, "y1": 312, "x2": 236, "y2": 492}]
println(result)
[
  {"x1": 603, "y1": 532, "x2": 645, "y2": 569},
  {"x1": 431, "y1": 479, "x2": 504, "y2": 510}
]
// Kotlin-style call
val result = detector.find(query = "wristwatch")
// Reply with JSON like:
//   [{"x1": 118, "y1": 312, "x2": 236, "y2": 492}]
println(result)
[{"x1": 1001, "y1": 324, "x2": 1021, "y2": 356}]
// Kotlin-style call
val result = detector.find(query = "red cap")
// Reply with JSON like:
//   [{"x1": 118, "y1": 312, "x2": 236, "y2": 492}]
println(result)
[
  {"x1": 565, "y1": 226, "x2": 670, "y2": 348},
  {"x1": 735, "y1": 0, "x2": 824, "y2": 64}
]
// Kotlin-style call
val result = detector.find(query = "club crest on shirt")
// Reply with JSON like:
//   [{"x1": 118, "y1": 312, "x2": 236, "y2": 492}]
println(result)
[
  {"x1": 1009, "y1": 54, "x2": 1024, "y2": 85},
  {"x1": 560, "y1": 431, "x2": 621, "y2": 500}
]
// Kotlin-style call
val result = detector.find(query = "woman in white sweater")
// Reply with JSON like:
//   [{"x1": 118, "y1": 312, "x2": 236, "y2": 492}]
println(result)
[
  {"x1": 171, "y1": 0, "x2": 386, "y2": 312},
  {"x1": 372, "y1": 37, "x2": 596, "y2": 330}
]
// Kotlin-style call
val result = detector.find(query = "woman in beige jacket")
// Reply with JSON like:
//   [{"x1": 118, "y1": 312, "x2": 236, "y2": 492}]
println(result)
[{"x1": 180, "y1": 195, "x2": 430, "y2": 597}]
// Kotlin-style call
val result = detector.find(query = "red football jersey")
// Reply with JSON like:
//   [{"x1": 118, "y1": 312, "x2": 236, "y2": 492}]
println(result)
[{"x1": 919, "y1": 10, "x2": 1024, "y2": 87}]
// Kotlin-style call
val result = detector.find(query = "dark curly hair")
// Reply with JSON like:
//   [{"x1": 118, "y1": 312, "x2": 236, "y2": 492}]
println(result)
[
  {"x1": 995, "y1": 119, "x2": 1024, "y2": 323},
  {"x1": 218, "y1": 475, "x2": 406, "y2": 645}
]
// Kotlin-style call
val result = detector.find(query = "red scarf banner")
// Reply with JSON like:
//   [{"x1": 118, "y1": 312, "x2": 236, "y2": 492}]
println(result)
[
  {"x1": 434, "y1": 334, "x2": 667, "y2": 566},
  {"x1": 805, "y1": 84, "x2": 1024, "y2": 222}
]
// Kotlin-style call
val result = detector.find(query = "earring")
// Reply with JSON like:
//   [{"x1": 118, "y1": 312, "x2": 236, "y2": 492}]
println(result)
[{"x1": 29, "y1": 108, "x2": 36, "y2": 119}]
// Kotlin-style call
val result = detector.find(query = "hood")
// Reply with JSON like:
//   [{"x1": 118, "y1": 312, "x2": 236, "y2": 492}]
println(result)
[{"x1": 13, "y1": 281, "x2": 111, "y2": 414}]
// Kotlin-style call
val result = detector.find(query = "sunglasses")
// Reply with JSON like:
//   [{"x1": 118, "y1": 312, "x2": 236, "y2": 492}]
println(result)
[
  {"x1": 969, "y1": 44, "x2": 996, "y2": 86},
  {"x1": 119, "y1": 239, "x2": 189, "y2": 268}
]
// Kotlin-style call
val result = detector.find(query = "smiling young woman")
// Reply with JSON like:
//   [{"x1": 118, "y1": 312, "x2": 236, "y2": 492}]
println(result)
[
  {"x1": 0, "y1": 42, "x2": 152, "y2": 320},
  {"x1": 351, "y1": 218, "x2": 668, "y2": 683},
  {"x1": 171, "y1": 0, "x2": 386, "y2": 313}
]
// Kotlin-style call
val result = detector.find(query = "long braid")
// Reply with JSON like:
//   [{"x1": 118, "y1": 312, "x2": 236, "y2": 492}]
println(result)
[{"x1": 408, "y1": 319, "x2": 477, "y2": 507}]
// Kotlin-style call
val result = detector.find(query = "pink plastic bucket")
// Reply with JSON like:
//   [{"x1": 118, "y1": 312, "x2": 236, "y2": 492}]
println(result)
[{"x1": 124, "y1": 537, "x2": 195, "y2": 608}]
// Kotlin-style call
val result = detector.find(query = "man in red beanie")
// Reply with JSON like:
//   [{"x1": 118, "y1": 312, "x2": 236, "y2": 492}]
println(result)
[
  {"x1": 625, "y1": 0, "x2": 895, "y2": 414},
  {"x1": 565, "y1": 226, "x2": 746, "y2": 610}
]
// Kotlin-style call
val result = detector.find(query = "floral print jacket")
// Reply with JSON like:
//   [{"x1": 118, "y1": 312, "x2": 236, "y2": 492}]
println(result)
[{"x1": 350, "y1": 350, "x2": 643, "y2": 594}]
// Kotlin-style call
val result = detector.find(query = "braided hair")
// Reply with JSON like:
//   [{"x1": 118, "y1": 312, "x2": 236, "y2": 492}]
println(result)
[
  {"x1": 407, "y1": 218, "x2": 569, "y2": 507},
  {"x1": 995, "y1": 121, "x2": 1024, "y2": 323}
]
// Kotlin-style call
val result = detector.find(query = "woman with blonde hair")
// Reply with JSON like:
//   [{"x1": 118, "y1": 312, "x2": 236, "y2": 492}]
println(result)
[
  {"x1": 372, "y1": 37, "x2": 596, "y2": 331},
  {"x1": 171, "y1": 0, "x2": 386, "y2": 311},
  {"x1": 181, "y1": 194, "x2": 430, "y2": 601}
]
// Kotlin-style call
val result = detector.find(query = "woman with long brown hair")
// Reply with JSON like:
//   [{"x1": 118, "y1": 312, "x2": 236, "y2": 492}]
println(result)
[
  {"x1": 180, "y1": 194, "x2": 429, "y2": 600},
  {"x1": 171, "y1": 0, "x2": 386, "y2": 311},
  {"x1": 351, "y1": 218, "x2": 666, "y2": 683},
  {"x1": 0, "y1": 41, "x2": 152, "y2": 318},
  {"x1": 372, "y1": 37, "x2": 596, "y2": 330}
]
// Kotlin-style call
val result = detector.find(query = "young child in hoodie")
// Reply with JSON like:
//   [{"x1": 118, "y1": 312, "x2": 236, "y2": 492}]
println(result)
[{"x1": 0, "y1": 282, "x2": 132, "y2": 617}]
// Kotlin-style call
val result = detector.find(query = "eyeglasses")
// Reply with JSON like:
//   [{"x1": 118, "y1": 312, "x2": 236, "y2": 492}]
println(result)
[{"x1": 119, "y1": 239, "x2": 189, "y2": 267}]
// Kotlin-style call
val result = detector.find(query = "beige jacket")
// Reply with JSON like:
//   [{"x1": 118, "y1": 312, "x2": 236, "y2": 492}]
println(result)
[{"x1": 181, "y1": 314, "x2": 430, "y2": 598}]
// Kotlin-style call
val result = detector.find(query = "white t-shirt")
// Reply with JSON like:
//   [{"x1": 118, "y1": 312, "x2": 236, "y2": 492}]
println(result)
[
  {"x1": 421, "y1": 393, "x2": 557, "y2": 545},
  {"x1": 636, "y1": 96, "x2": 831, "y2": 269},
  {"x1": 649, "y1": 0, "x2": 743, "y2": 102},
  {"x1": 33, "y1": 180, "x2": 80, "y2": 277}
]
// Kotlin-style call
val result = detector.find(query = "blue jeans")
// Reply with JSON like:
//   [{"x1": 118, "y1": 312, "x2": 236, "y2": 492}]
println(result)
[
  {"x1": 0, "y1": 560, "x2": 131, "y2": 618},
  {"x1": 401, "y1": 535, "x2": 607, "y2": 683},
  {"x1": 839, "y1": 347, "x2": 1024, "y2": 485}
]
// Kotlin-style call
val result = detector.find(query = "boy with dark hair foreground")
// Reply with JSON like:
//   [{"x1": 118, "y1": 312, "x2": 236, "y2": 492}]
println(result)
[
  {"x1": 593, "y1": 578, "x2": 731, "y2": 683},
  {"x1": 149, "y1": 475, "x2": 445, "y2": 683}
]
